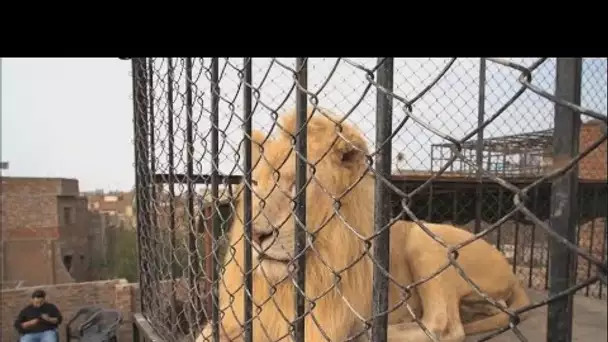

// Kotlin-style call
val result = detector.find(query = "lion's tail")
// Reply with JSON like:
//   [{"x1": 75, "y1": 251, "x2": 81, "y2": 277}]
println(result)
[{"x1": 462, "y1": 281, "x2": 531, "y2": 335}]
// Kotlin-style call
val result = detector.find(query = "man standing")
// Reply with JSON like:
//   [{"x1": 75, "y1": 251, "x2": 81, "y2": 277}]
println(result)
[{"x1": 14, "y1": 290, "x2": 63, "y2": 342}]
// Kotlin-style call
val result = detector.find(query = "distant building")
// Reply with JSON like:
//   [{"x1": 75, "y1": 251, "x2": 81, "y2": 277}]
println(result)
[
  {"x1": 85, "y1": 190, "x2": 135, "y2": 227},
  {"x1": 1, "y1": 177, "x2": 92, "y2": 286}
]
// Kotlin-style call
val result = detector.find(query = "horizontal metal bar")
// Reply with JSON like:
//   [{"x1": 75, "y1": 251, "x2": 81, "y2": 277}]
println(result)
[
  {"x1": 153, "y1": 173, "x2": 607, "y2": 187},
  {"x1": 152, "y1": 173, "x2": 242, "y2": 185}
]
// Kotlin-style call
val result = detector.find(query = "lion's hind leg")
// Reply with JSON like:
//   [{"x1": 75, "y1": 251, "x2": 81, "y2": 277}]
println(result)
[
  {"x1": 386, "y1": 281, "x2": 465, "y2": 342},
  {"x1": 459, "y1": 299, "x2": 507, "y2": 323},
  {"x1": 398, "y1": 246, "x2": 467, "y2": 340},
  {"x1": 461, "y1": 281, "x2": 531, "y2": 336},
  {"x1": 387, "y1": 318, "x2": 465, "y2": 342}
]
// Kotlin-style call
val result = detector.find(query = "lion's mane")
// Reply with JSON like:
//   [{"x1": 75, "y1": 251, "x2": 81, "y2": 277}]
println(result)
[{"x1": 204, "y1": 106, "x2": 411, "y2": 342}]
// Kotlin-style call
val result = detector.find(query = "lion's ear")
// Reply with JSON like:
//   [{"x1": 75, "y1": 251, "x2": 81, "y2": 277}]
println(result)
[
  {"x1": 331, "y1": 129, "x2": 368, "y2": 169},
  {"x1": 304, "y1": 111, "x2": 370, "y2": 170},
  {"x1": 277, "y1": 106, "x2": 368, "y2": 169}
]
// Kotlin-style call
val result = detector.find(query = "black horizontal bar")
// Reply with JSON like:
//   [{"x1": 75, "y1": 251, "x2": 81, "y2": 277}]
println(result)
[
  {"x1": 152, "y1": 173, "x2": 242, "y2": 185},
  {"x1": 152, "y1": 173, "x2": 608, "y2": 187}
]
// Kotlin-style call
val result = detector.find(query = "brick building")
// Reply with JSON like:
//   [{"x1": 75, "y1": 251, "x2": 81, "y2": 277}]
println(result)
[{"x1": 1, "y1": 177, "x2": 92, "y2": 287}]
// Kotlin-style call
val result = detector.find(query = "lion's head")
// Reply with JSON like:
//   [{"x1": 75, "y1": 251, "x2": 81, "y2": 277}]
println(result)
[{"x1": 241, "y1": 107, "x2": 374, "y2": 284}]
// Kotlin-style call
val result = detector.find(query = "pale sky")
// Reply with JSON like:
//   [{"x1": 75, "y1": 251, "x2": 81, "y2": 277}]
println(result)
[
  {"x1": 2, "y1": 58, "x2": 134, "y2": 191},
  {"x1": 1, "y1": 58, "x2": 606, "y2": 192}
]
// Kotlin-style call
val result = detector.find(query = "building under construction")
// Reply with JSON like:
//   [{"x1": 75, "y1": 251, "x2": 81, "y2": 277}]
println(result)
[
  {"x1": 427, "y1": 119, "x2": 606, "y2": 181},
  {"x1": 430, "y1": 128, "x2": 554, "y2": 178}
]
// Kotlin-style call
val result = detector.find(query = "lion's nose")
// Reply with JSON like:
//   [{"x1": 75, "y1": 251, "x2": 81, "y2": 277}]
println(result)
[{"x1": 252, "y1": 230, "x2": 273, "y2": 245}]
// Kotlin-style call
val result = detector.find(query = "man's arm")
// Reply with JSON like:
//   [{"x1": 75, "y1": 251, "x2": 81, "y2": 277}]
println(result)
[
  {"x1": 21, "y1": 319, "x2": 40, "y2": 328},
  {"x1": 42, "y1": 304, "x2": 63, "y2": 325},
  {"x1": 14, "y1": 308, "x2": 26, "y2": 332},
  {"x1": 14, "y1": 309, "x2": 39, "y2": 333}
]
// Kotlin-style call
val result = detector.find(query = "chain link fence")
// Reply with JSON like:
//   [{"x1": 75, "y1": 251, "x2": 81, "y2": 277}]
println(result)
[{"x1": 128, "y1": 58, "x2": 607, "y2": 342}]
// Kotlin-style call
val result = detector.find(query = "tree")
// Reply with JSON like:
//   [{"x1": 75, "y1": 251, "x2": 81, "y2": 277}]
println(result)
[
  {"x1": 108, "y1": 227, "x2": 139, "y2": 282},
  {"x1": 396, "y1": 152, "x2": 406, "y2": 173},
  {"x1": 94, "y1": 221, "x2": 139, "y2": 283}
]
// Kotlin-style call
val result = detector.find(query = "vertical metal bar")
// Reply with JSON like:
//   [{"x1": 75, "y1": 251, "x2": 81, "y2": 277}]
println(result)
[
  {"x1": 242, "y1": 57, "x2": 254, "y2": 342},
  {"x1": 452, "y1": 190, "x2": 459, "y2": 223},
  {"x1": 474, "y1": 58, "x2": 486, "y2": 234},
  {"x1": 202, "y1": 205, "x2": 213, "y2": 315},
  {"x1": 600, "y1": 185, "x2": 607, "y2": 299},
  {"x1": 528, "y1": 187, "x2": 539, "y2": 287},
  {"x1": 293, "y1": 57, "x2": 308, "y2": 342},
  {"x1": 210, "y1": 57, "x2": 221, "y2": 342},
  {"x1": 184, "y1": 57, "x2": 200, "y2": 320},
  {"x1": 546, "y1": 57, "x2": 582, "y2": 342},
  {"x1": 146, "y1": 58, "x2": 161, "y2": 317},
  {"x1": 430, "y1": 146, "x2": 434, "y2": 172},
  {"x1": 513, "y1": 212, "x2": 521, "y2": 274},
  {"x1": 132, "y1": 322, "x2": 140, "y2": 342},
  {"x1": 131, "y1": 58, "x2": 151, "y2": 314},
  {"x1": 66, "y1": 324, "x2": 71, "y2": 342},
  {"x1": 426, "y1": 184, "x2": 434, "y2": 222},
  {"x1": 147, "y1": 59, "x2": 157, "y2": 236},
  {"x1": 576, "y1": 189, "x2": 587, "y2": 296},
  {"x1": 578, "y1": 187, "x2": 602, "y2": 296},
  {"x1": 166, "y1": 57, "x2": 178, "y2": 333},
  {"x1": 602, "y1": 211, "x2": 607, "y2": 299},
  {"x1": 372, "y1": 57, "x2": 394, "y2": 342},
  {"x1": 487, "y1": 152, "x2": 492, "y2": 172},
  {"x1": 449, "y1": 149, "x2": 454, "y2": 172},
  {"x1": 496, "y1": 188, "x2": 503, "y2": 250}
]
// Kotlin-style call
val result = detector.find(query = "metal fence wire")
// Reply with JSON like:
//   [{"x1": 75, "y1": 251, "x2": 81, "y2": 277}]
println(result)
[{"x1": 127, "y1": 57, "x2": 608, "y2": 342}]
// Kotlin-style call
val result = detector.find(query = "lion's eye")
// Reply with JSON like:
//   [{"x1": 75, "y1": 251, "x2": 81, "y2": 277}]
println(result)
[{"x1": 251, "y1": 179, "x2": 258, "y2": 186}]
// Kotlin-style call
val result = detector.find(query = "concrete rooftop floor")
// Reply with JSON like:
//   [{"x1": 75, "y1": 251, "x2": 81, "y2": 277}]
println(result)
[{"x1": 467, "y1": 289, "x2": 607, "y2": 342}]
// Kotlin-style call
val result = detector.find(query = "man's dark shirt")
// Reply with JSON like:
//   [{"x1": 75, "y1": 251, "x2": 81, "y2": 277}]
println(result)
[{"x1": 14, "y1": 303, "x2": 63, "y2": 335}]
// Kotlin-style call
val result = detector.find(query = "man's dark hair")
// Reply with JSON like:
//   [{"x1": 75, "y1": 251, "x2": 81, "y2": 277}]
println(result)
[{"x1": 31, "y1": 290, "x2": 46, "y2": 298}]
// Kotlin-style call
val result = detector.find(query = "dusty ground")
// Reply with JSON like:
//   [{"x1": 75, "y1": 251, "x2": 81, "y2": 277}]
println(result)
[
  {"x1": 136, "y1": 289, "x2": 606, "y2": 342},
  {"x1": 467, "y1": 289, "x2": 607, "y2": 342}
]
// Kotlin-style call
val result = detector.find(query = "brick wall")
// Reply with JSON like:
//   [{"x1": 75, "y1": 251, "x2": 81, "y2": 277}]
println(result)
[
  {"x1": 3, "y1": 240, "x2": 56, "y2": 286},
  {"x1": 540, "y1": 120, "x2": 606, "y2": 180},
  {"x1": 1, "y1": 178, "x2": 61, "y2": 232},
  {"x1": 2, "y1": 239, "x2": 74, "y2": 287},
  {"x1": 578, "y1": 120, "x2": 607, "y2": 180}
]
